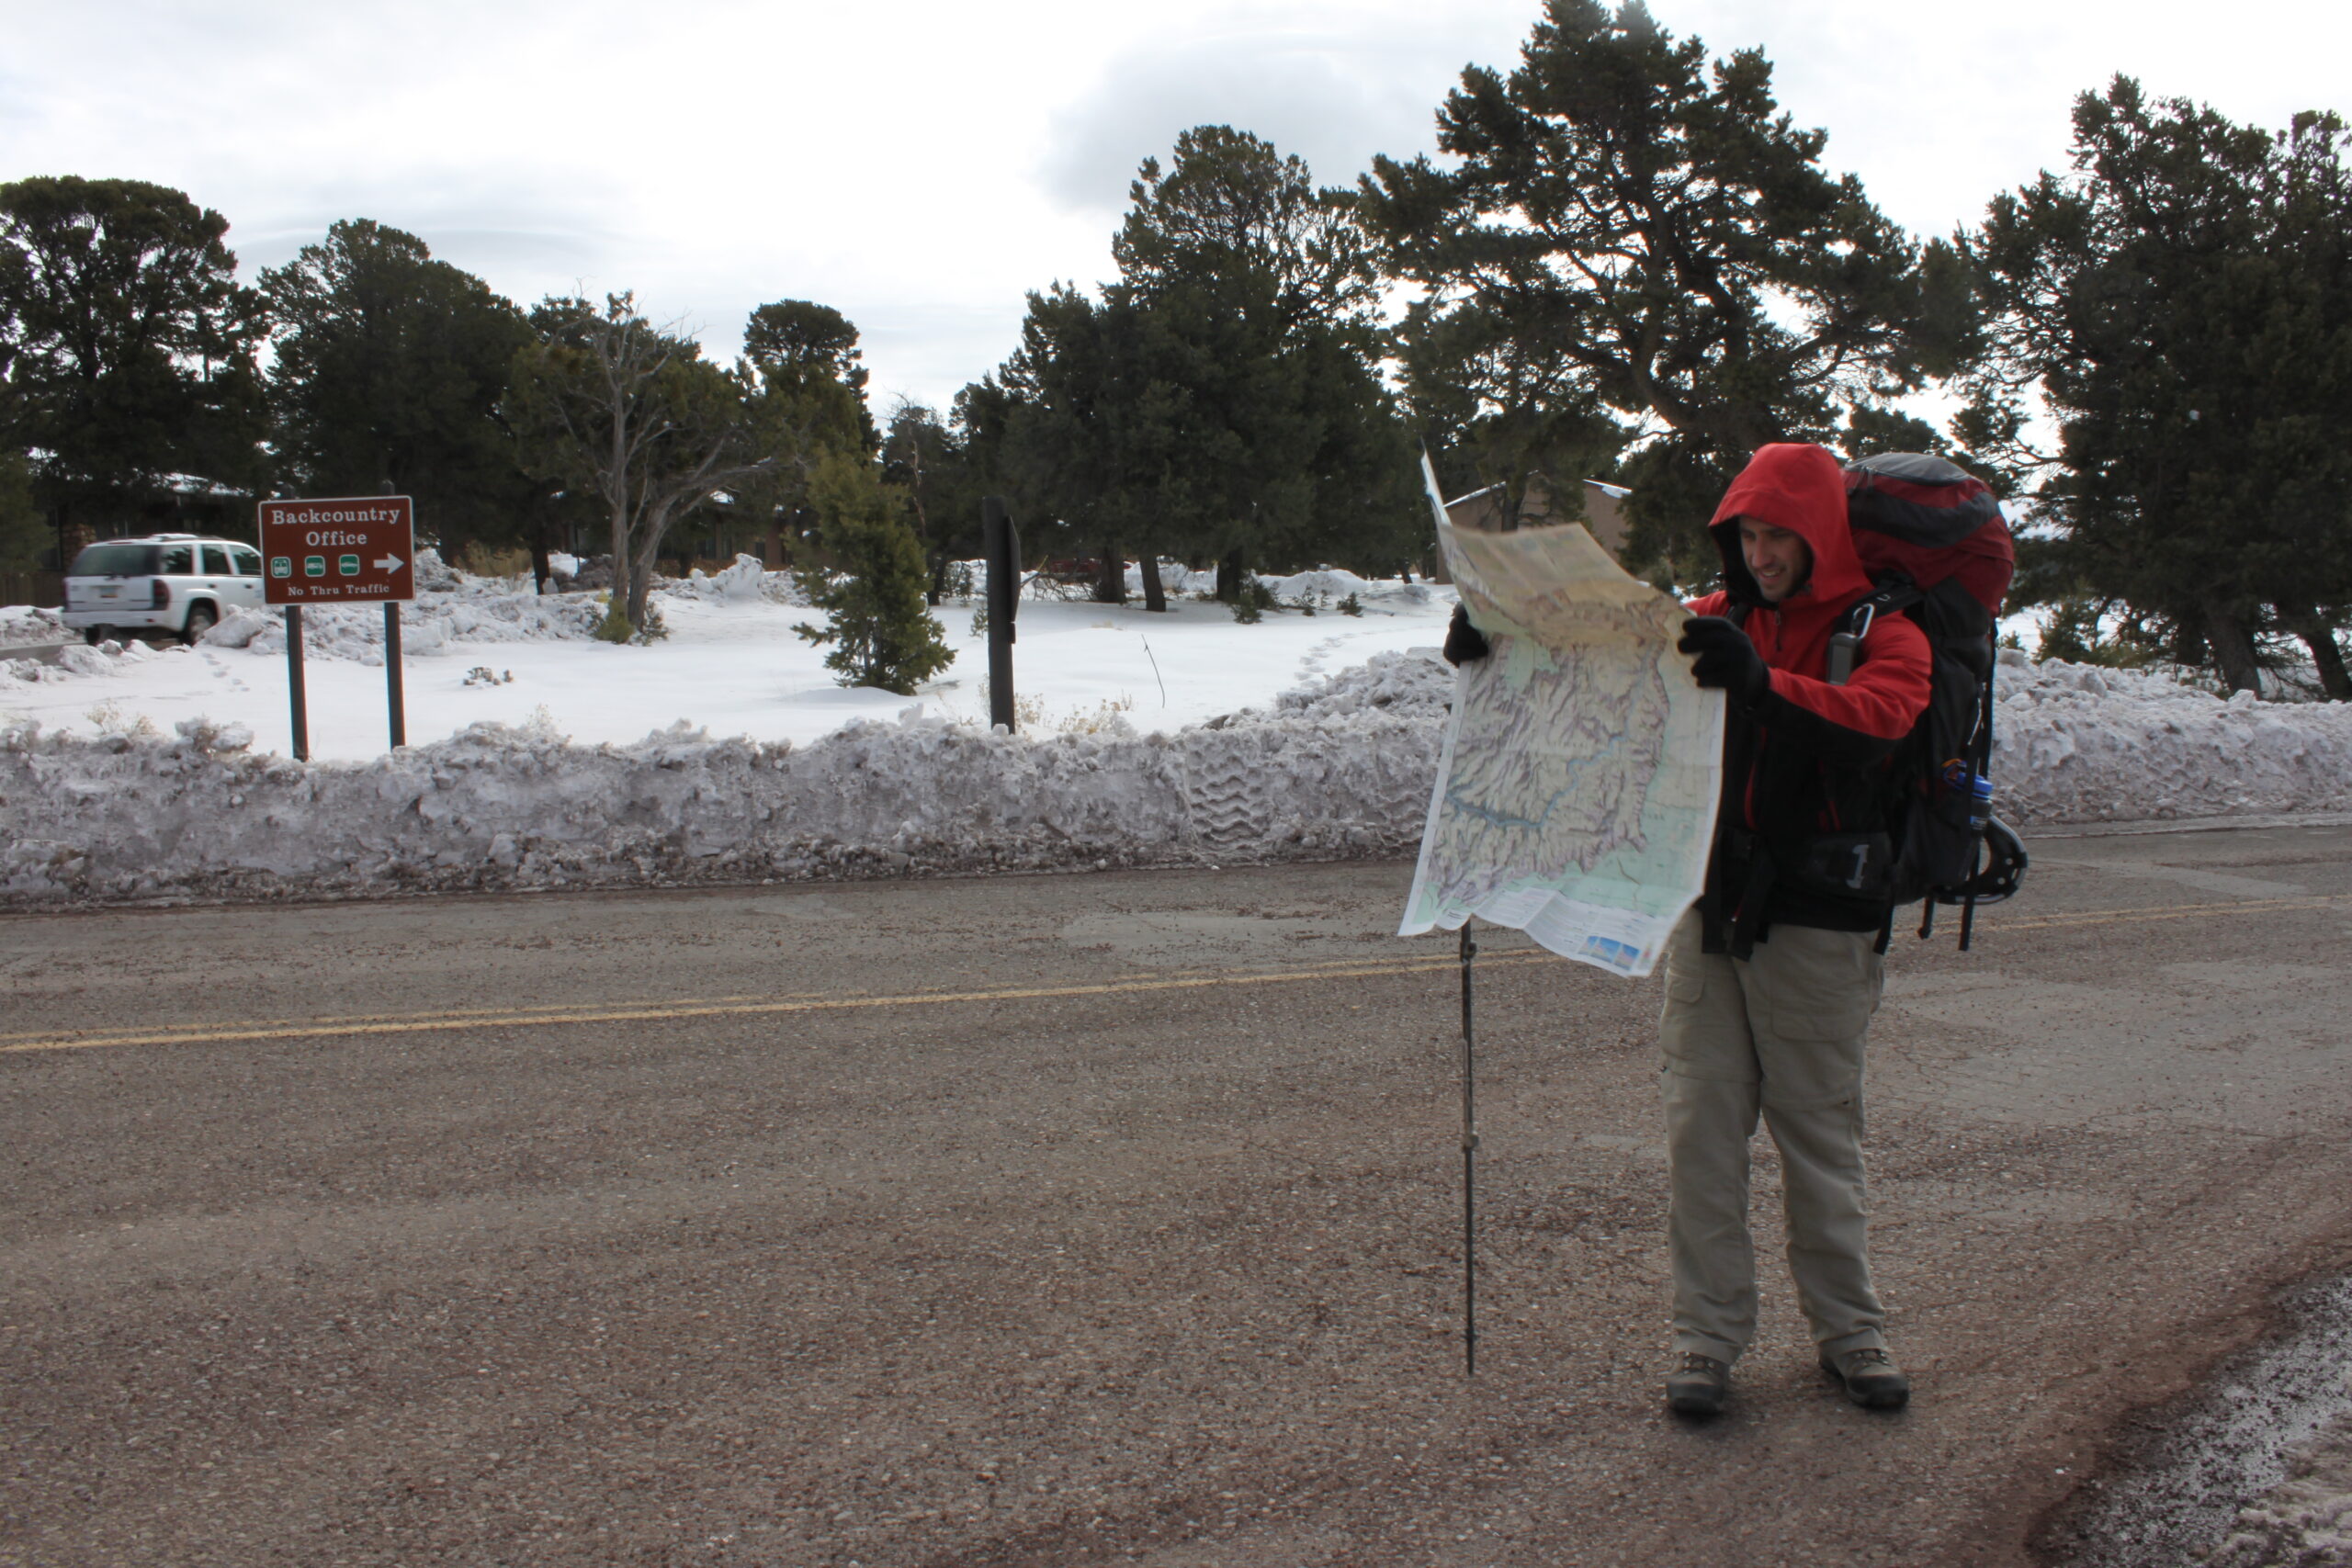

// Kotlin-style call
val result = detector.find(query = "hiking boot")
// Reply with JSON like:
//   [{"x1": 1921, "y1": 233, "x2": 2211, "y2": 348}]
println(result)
[
  {"x1": 1665, "y1": 1352, "x2": 1731, "y2": 1416},
  {"x1": 1820, "y1": 1345, "x2": 1911, "y2": 1409}
]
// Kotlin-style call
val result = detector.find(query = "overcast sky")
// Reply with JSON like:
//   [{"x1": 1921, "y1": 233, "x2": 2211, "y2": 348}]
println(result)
[{"x1": 6, "y1": 0, "x2": 2347, "y2": 414}]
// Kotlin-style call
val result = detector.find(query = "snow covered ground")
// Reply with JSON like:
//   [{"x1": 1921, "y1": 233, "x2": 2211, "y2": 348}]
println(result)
[
  {"x1": 0, "y1": 558, "x2": 1445, "y2": 758},
  {"x1": 7, "y1": 558, "x2": 2352, "y2": 909}
]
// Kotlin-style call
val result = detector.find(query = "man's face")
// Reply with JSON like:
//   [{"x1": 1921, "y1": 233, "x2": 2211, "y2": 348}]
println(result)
[{"x1": 1738, "y1": 517, "x2": 1811, "y2": 604}]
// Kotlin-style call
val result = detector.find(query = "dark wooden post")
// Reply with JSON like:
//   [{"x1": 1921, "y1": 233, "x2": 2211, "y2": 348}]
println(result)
[
  {"x1": 983, "y1": 497, "x2": 1020, "y2": 731},
  {"x1": 285, "y1": 604, "x2": 309, "y2": 761}
]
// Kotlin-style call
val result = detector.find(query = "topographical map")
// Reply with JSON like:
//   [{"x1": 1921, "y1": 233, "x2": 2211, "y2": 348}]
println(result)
[{"x1": 1400, "y1": 467, "x2": 1725, "y2": 977}]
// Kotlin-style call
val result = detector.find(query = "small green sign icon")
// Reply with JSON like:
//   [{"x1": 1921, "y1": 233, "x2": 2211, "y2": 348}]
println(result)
[
  {"x1": 338, "y1": 553, "x2": 361, "y2": 576},
  {"x1": 304, "y1": 556, "x2": 326, "y2": 577},
  {"x1": 269, "y1": 557, "x2": 291, "y2": 578}
]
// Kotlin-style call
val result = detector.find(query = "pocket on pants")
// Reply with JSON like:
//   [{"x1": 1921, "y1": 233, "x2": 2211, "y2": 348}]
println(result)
[
  {"x1": 1748, "y1": 928, "x2": 1875, "y2": 1109},
  {"x1": 1756, "y1": 1036, "x2": 1863, "y2": 1111},
  {"x1": 1659, "y1": 965, "x2": 1756, "y2": 1083}
]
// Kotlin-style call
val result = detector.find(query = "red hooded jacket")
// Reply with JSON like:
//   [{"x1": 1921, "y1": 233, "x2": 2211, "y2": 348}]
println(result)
[{"x1": 1686, "y1": 444, "x2": 1932, "y2": 943}]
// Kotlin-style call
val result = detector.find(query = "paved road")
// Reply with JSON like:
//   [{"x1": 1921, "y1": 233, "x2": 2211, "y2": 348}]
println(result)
[{"x1": 6, "y1": 826, "x2": 2352, "y2": 1567}]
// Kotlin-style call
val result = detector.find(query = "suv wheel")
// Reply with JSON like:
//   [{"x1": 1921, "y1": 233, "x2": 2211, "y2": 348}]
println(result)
[
  {"x1": 180, "y1": 603, "x2": 218, "y2": 645},
  {"x1": 85, "y1": 626, "x2": 110, "y2": 646}
]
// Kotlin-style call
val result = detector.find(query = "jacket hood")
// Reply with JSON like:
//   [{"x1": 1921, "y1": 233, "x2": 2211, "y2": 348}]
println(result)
[{"x1": 1707, "y1": 443, "x2": 1871, "y2": 610}]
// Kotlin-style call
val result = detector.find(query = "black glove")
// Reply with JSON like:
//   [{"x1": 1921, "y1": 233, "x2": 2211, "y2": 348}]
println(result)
[
  {"x1": 1442, "y1": 603, "x2": 1491, "y2": 666},
  {"x1": 1678, "y1": 615, "x2": 1769, "y2": 705}
]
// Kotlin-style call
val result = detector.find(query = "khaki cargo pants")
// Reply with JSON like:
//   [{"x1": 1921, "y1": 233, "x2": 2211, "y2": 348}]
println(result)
[{"x1": 1659, "y1": 910, "x2": 1889, "y2": 1365}]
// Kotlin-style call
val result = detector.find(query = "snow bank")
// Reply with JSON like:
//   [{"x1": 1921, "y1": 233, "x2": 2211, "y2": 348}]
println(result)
[
  {"x1": 6, "y1": 647, "x2": 2351, "y2": 908},
  {"x1": 200, "y1": 591, "x2": 608, "y2": 665},
  {"x1": 0, "y1": 605, "x2": 65, "y2": 648},
  {"x1": 0, "y1": 694, "x2": 1439, "y2": 903},
  {"x1": 1117, "y1": 559, "x2": 1432, "y2": 610},
  {"x1": 1, "y1": 635, "x2": 180, "y2": 686},
  {"x1": 1992, "y1": 651, "x2": 2352, "y2": 823},
  {"x1": 659, "y1": 554, "x2": 805, "y2": 606},
  {"x1": 1275, "y1": 648, "x2": 1455, "y2": 718}
]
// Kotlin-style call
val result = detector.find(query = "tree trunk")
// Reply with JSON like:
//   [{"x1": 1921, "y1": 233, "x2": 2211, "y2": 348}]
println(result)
[
  {"x1": 528, "y1": 536, "x2": 551, "y2": 597},
  {"x1": 763, "y1": 518, "x2": 782, "y2": 570},
  {"x1": 2205, "y1": 601, "x2": 2265, "y2": 694},
  {"x1": 1216, "y1": 547, "x2": 1247, "y2": 603},
  {"x1": 1140, "y1": 550, "x2": 1167, "y2": 614},
  {"x1": 628, "y1": 533, "x2": 662, "y2": 630},
  {"x1": 627, "y1": 501, "x2": 674, "y2": 633},
  {"x1": 609, "y1": 498, "x2": 633, "y2": 628},
  {"x1": 2283, "y1": 612, "x2": 2352, "y2": 701},
  {"x1": 1094, "y1": 543, "x2": 1126, "y2": 604}
]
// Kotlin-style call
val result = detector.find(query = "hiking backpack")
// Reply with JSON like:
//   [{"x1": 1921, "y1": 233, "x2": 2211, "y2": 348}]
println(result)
[{"x1": 1836, "y1": 452, "x2": 2028, "y2": 950}]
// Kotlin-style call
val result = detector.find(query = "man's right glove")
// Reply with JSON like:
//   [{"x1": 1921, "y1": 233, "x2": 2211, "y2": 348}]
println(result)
[
  {"x1": 1678, "y1": 615, "x2": 1769, "y2": 706},
  {"x1": 1442, "y1": 603, "x2": 1491, "y2": 666}
]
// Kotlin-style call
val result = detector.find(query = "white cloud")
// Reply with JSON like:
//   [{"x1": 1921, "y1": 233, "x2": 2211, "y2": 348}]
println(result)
[
  {"x1": 5, "y1": 0, "x2": 2349, "y2": 412},
  {"x1": 1037, "y1": 6, "x2": 1531, "y2": 212}
]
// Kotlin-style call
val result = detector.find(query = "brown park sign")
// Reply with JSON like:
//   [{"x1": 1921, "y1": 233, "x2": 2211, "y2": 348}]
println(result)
[{"x1": 259, "y1": 496, "x2": 416, "y2": 604}]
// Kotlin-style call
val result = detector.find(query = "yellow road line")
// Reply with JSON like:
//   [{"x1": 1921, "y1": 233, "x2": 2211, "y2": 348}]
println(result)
[
  {"x1": 0, "y1": 993, "x2": 805, "y2": 1046},
  {"x1": 0, "y1": 950, "x2": 1535, "y2": 1050},
  {"x1": 8, "y1": 893, "x2": 2338, "y2": 1057},
  {"x1": 1, "y1": 950, "x2": 1558, "y2": 1056},
  {"x1": 1994, "y1": 894, "x2": 2343, "y2": 931}
]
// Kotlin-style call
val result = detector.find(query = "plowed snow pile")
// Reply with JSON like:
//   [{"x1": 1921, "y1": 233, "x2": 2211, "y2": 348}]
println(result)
[
  {"x1": 1991, "y1": 652, "x2": 2352, "y2": 822},
  {"x1": 4, "y1": 643, "x2": 2350, "y2": 906}
]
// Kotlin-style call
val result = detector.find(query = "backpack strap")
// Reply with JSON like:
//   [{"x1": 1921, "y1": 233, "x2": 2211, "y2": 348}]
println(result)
[{"x1": 1826, "y1": 578, "x2": 1921, "y2": 685}]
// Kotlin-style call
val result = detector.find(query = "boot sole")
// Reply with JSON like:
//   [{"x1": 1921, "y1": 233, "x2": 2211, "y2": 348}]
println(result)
[
  {"x1": 1666, "y1": 1379, "x2": 1729, "y2": 1416},
  {"x1": 1819, "y1": 1358, "x2": 1910, "y2": 1409}
]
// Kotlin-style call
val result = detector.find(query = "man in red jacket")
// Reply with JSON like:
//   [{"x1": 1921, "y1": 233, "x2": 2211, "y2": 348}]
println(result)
[
  {"x1": 1662, "y1": 443, "x2": 1930, "y2": 1416},
  {"x1": 1441, "y1": 443, "x2": 1932, "y2": 1416}
]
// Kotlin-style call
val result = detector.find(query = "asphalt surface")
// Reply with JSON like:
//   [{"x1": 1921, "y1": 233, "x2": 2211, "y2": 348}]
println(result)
[{"x1": 6, "y1": 826, "x2": 2352, "y2": 1567}]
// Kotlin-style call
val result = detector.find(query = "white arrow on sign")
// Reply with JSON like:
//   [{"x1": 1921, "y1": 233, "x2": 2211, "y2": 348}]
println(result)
[{"x1": 374, "y1": 554, "x2": 404, "y2": 573}]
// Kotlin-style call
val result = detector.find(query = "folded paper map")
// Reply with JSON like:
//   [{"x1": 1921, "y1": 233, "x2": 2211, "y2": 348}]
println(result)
[{"x1": 1400, "y1": 457, "x2": 1725, "y2": 977}]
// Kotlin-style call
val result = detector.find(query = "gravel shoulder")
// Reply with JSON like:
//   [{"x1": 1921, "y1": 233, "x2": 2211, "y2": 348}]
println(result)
[{"x1": 5, "y1": 829, "x2": 2352, "y2": 1566}]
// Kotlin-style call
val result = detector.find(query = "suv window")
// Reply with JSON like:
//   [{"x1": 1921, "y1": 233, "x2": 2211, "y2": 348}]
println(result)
[
  {"x1": 200, "y1": 544, "x2": 232, "y2": 575},
  {"x1": 229, "y1": 545, "x2": 261, "y2": 576},
  {"x1": 71, "y1": 543, "x2": 160, "y2": 577},
  {"x1": 157, "y1": 544, "x2": 194, "y2": 575}
]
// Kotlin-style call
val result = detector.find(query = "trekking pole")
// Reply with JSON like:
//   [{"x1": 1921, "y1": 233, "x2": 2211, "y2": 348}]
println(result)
[
  {"x1": 1458, "y1": 919, "x2": 1479, "y2": 1377},
  {"x1": 1959, "y1": 677, "x2": 1997, "y2": 951}
]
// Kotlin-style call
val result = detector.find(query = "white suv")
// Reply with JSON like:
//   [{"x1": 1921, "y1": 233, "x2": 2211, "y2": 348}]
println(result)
[{"x1": 61, "y1": 534, "x2": 266, "y2": 645}]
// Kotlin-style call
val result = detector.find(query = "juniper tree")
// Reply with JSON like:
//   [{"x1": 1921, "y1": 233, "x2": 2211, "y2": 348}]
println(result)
[
  {"x1": 794, "y1": 453, "x2": 954, "y2": 694},
  {"x1": 505, "y1": 294, "x2": 768, "y2": 635}
]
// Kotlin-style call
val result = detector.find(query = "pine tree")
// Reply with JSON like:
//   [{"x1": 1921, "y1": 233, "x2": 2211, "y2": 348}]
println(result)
[
  {"x1": 1361, "y1": 0, "x2": 1968, "y2": 585},
  {"x1": 261, "y1": 219, "x2": 535, "y2": 561},
  {"x1": 1970, "y1": 82, "x2": 2352, "y2": 694},
  {"x1": 795, "y1": 454, "x2": 955, "y2": 694},
  {"x1": 731, "y1": 299, "x2": 875, "y2": 570},
  {"x1": 0, "y1": 176, "x2": 269, "y2": 539},
  {"x1": 975, "y1": 128, "x2": 1418, "y2": 607}
]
